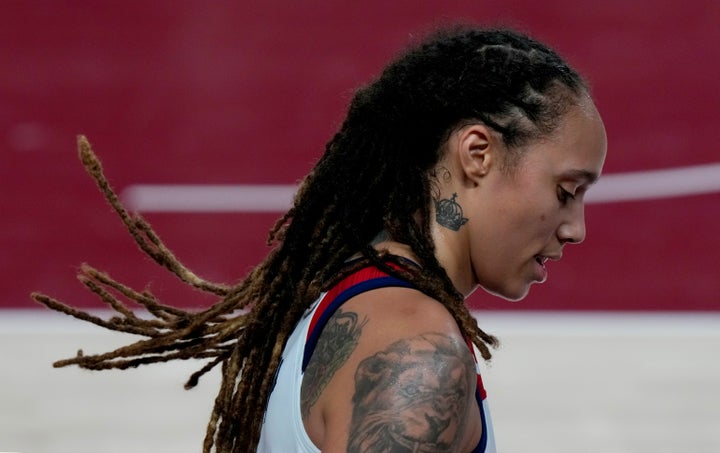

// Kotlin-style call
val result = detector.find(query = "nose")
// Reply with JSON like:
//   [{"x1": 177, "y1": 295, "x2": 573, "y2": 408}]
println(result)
[{"x1": 558, "y1": 205, "x2": 587, "y2": 244}]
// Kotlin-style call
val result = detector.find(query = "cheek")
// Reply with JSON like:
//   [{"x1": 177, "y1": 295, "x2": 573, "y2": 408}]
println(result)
[
  {"x1": 523, "y1": 211, "x2": 557, "y2": 248},
  {"x1": 536, "y1": 213, "x2": 556, "y2": 239},
  {"x1": 468, "y1": 221, "x2": 519, "y2": 287},
  {"x1": 472, "y1": 205, "x2": 553, "y2": 273}
]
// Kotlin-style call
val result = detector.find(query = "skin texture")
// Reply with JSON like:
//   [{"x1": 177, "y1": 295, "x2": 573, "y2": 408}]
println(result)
[{"x1": 301, "y1": 99, "x2": 607, "y2": 452}]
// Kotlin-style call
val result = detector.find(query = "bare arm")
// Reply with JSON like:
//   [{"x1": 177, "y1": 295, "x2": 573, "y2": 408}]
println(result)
[
  {"x1": 347, "y1": 332, "x2": 476, "y2": 452},
  {"x1": 301, "y1": 287, "x2": 479, "y2": 452},
  {"x1": 301, "y1": 308, "x2": 368, "y2": 418}
]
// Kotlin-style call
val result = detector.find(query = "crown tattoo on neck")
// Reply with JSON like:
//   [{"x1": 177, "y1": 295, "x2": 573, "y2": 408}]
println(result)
[{"x1": 434, "y1": 193, "x2": 469, "y2": 231}]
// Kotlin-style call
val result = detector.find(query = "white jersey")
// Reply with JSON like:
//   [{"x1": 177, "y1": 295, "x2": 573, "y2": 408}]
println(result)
[{"x1": 258, "y1": 265, "x2": 496, "y2": 452}]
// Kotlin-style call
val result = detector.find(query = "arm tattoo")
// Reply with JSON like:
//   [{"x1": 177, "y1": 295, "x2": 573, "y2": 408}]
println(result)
[
  {"x1": 301, "y1": 308, "x2": 368, "y2": 417},
  {"x1": 348, "y1": 333, "x2": 476, "y2": 453},
  {"x1": 434, "y1": 193, "x2": 469, "y2": 231}
]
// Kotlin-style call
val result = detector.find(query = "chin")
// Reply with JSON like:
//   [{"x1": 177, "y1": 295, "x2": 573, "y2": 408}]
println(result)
[{"x1": 479, "y1": 284, "x2": 531, "y2": 302}]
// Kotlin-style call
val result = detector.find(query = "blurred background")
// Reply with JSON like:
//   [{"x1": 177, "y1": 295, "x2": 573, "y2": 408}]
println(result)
[{"x1": 2, "y1": 1, "x2": 719, "y2": 452}]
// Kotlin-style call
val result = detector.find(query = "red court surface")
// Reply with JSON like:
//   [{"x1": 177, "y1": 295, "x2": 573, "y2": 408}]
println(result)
[{"x1": 2, "y1": 1, "x2": 719, "y2": 311}]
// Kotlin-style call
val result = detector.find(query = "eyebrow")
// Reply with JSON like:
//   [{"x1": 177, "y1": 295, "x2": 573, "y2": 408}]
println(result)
[{"x1": 560, "y1": 169, "x2": 599, "y2": 185}]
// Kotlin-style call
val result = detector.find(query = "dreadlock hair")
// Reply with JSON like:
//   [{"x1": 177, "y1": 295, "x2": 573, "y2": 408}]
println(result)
[{"x1": 33, "y1": 26, "x2": 588, "y2": 452}]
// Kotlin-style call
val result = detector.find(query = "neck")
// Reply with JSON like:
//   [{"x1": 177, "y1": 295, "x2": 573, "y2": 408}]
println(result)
[
  {"x1": 371, "y1": 229, "x2": 476, "y2": 298},
  {"x1": 430, "y1": 222, "x2": 477, "y2": 298}
]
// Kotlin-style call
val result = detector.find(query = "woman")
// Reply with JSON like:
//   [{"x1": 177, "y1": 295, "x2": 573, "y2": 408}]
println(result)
[{"x1": 34, "y1": 26, "x2": 606, "y2": 452}]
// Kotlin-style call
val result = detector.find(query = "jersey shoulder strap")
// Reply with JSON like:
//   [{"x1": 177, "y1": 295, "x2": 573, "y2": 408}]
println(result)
[{"x1": 302, "y1": 264, "x2": 413, "y2": 372}]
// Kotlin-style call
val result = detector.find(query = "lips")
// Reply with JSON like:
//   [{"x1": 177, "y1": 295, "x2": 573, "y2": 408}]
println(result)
[
  {"x1": 536, "y1": 252, "x2": 562, "y2": 264},
  {"x1": 533, "y1": 253, "x2": 561, "y2": 282},
  {"x1": 534, "y1": 255, "x2": 548, "y2": 268}
]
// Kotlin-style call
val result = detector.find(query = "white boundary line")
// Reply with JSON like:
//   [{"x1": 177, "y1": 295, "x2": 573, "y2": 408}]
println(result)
[
  {"x1": 585, "y1": 162, "x2": 720, "y2": 203},
  {"x1": 123, "y1": 184, "x2": 296, "y2": 213},
  {"x1": 4, "y1": 309, "x2": 720, "y2": 337},
  {"x1": 122, "y1": 163, "x2": 720, "y2": 213}
]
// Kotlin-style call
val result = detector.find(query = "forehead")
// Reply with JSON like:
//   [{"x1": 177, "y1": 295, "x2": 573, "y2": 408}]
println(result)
[{"x1": 522, "y1": 100, "x2": 607, "y2": 180}]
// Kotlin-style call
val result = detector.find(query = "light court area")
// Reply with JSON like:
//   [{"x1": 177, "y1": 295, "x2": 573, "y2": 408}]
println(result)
[{"x1": 1, "y1": 310, "x2": 719, "y2": 453}]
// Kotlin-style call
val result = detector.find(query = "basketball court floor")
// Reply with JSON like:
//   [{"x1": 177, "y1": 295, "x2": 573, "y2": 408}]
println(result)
[{"x1": 2, "y1": 310, "x2": 718, "y2": 453}]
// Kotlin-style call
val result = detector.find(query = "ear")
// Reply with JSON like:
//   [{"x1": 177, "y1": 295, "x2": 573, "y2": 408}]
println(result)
[{"x1": 455, "y1": 124, "x2": 497, "y2": 185}]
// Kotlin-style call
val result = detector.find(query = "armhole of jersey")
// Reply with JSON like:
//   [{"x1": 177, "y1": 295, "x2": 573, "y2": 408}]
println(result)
[
  {"x1": 301, "y1": 266, "x2": 413, "y2": 372},
  {"x1": 467, "y1": 339, "x2": 489, "y2": 453},
  {"x1": 473, "y1": 386, "x2": 489, "y2": 453}
]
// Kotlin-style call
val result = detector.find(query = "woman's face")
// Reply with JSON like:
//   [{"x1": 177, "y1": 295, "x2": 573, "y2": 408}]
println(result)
[{"x1": 467, "y1": 99, "x2": 607, "y2": 301}]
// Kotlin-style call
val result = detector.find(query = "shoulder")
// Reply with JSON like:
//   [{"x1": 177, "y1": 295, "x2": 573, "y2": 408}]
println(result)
[
  {"x1": 344, "y1": 285, "x2": 465, "y2": 341},
  {"x1": 303, "y1": 285, "x2": 479, "y2": 452}
]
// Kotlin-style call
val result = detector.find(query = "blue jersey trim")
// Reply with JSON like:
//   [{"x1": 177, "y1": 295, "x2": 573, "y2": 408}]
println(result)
[
  {"x1": 301, "y1": 275, "x2": 413, "y2": 372},
  {"x1": 473, "y1": 387, "x2": 488, "y2": 452}
]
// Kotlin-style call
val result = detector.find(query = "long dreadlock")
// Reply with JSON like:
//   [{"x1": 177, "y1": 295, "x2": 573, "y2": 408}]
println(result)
[{"x1": 33, "y1": 26, "x2": 587, "y2": 451}]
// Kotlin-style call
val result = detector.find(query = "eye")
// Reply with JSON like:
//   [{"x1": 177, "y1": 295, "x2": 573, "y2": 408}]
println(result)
[
  {"x1": 401, "y1": 384, "x2": 420, "y2": 398},
  {"x1": 401, "y1": 383, "x2": 430, "y2": 399},
  {"x1": 557, "y1": 186, "x2": 576, "y2": 205}
]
